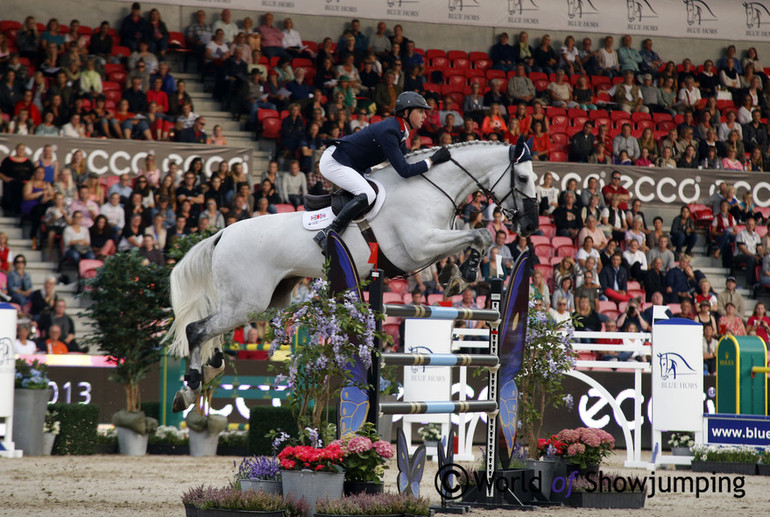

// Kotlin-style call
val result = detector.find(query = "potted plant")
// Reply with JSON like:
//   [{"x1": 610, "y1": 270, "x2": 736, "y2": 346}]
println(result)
[
  {"x1": 219, "y1": 428, "x2": 249, "y2": 456},
  {"x1": 278, "y1": 435, "x2": 346, "y2": 517},
  {"x1": 185, "y1": 382, "x2": 228, "y2": 457},
  {"x1": 181, "y1": 485, "x2": 307, "y2": 517},
  {"x1": 758, "y1": 448, "x2": 770, "y2": 476},
  {"x1": 528, "y1": 435, "x2": 568, "y2": 500},
  {"x1": 555, "y1": 427, "x2": 615, "y2": 475},
  {"x1": 12, "y1": 358, "x2": 51, "y2": 456},
  {"x1": 332, "y1": 423, "x2": 395, "y2": 495},
  {"x1": 235, "y1": 455, "x2": 282, "y2": 495},
  {"x1": 417, "y1": 423, "x2": 441, "y2": 449},
  {"x1": 668, "y1": 432, "x2": 695, "y2": 456},
  {"x1": 519, "y1": 300, "x2": 577, "y2": 459},
  {"x1": 566, "y1": 473, "x2": 646, "y2": 509},
  {"x1": 42, "y1": 408, "x2": 60, "y2": 456},
  {"x1": 691, "y1": 445, "x2": 759, "y2": 475},
  {"x1": 96, "y1": 425, "x2": 118, "y2": 454},
  {"x1": 265, "y1": 274, "x2": 381, "y2": 433},
  {"x1": 315, "y1": 493, "x2": 431, "y2": 517},
  {"x1": 81, "y1": 251, "x2": 168, "y2": 455},
  {"x1": 148, "y1": 425, "x2": 189, "y2": 455}
]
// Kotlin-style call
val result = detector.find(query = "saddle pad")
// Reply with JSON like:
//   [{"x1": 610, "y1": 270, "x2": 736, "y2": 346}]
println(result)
[{"x1": 302, "y1": 178, "x2": 386, "y2": 230}]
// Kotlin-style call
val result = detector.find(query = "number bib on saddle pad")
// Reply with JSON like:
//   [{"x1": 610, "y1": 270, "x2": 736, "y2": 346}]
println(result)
[{"x1": 301, "y1": 178, "x2": 386, "y2": 231}]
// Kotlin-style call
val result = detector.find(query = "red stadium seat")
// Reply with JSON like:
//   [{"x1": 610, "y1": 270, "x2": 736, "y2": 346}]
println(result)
[
  {"x1": 610, "y1": 111, "x2": 631, "y2": 121},
  {"x1": 550, "y1": 151, "x2": 568, "y2": 162},
  {"x1": 448, "y1": 50, "x2": 468, "y2": 60},
  {"x1": 571, "y1": 116, "x2": 589, "y2": 128},
  {"x1": 534, "y1": 244, "x2": 554, "y2": 259},
  {"x1": 551, "y1": 132, "x2": 568, "y2": 147},
  {"x1": 533, "y1": 80, "x2": 549, "y2": 91},
  {"x1": 593, "y1": 117, "x2": 611, "y2": 129},
  {"x1": 652, "y1": 112, "x2": 673, "y2": 124},
  {"x1": 473, "y1": 58, "x2": 492, "y2": 71},
  {"x1": 657, "y1": 120, "x2": 676, "y2": 131},
  {"x1": 426, "y1": 49, "x2": 447, "y2": 60},
  {"x1": 112, "y1": 45, "x2": 130, "y2": 57},
  {"x1": 631, "y1": 112, "x2": 651, "y2": 122},
  {"x1": 258, "y1": 109, "x2": 279, "y2": 122},
  {"x1": 566, "y1": 126, "x2": 582, "y2": 138},
  {"x1": 103, "y1": 90, "x2": 121, "y2": 103},
  {"x1": 568, "y1": 108, "x2": 588, "y2": 119},
  {"x1": 589, "y1": 109, "x2": 609, "y2": 120},
  {"x1": 108, "y1": 71, "x2": 127, "y2": 84},
  {"x1": 591, "y1": 75, "x2": 611, "y2": 87},
  {"x1": 292, "y1": 57, "x2": 313, "y2": 68},
  {"x1": 104, "y1": 63, "x2": 125, "y2": 75},
  {"x1": 302, "y1": 40, "x2": 318, "y2": 53},
  {"x1": 529, "y1": 72, "x2": 547, "y2": 82},
  {"x1": 530, "y1": 235, "x2": 549, "y2": 247},
  {"x1": 446, "y1": 74, "x2": 467, "y2": 88},
  {"x1": 430, "y1": 56, "x2": 450, "y2": 70},
  {"x1": 539, "y1": 223, "x2": 555, "y2": 238},
  {"x1": 468, "y1": 76, "x2": 487, "y2": 91},
  {"x1": 486, "y1": 69, "x2": 506, "y2": 80},
  {"x1": 636, "y1": 119, "x2": 654, "y2": 131},
  {"x1": 468, "y1": 51, "x2": 488, "y2": 61},
  {"x1": 0, "y1": 20, "x2": 22, "y2": 32},
  {"x1": 451, "y1": 58, "x2": 470, "y2": 70},
  {"x1": 261, "y1": 117, "x2": 282, "y2": 139},
  {"x1": 550, "y1": 114, "x2": 569, "y2": 127},
  {"x1": 274, "y1": 204, "x2": 295, "y2": 213}
]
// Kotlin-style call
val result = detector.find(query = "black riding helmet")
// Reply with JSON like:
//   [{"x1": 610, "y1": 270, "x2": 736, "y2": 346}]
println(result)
[{"x1": 395, "y1": 91, "x2": 431, "y2": 116}]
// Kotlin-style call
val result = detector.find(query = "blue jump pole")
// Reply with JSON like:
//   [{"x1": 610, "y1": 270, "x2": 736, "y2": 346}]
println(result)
[
  {"x1": 382, "y1": 304, "x2": 500, "y2": 322},
  {"x1": 381, "y1": 353, "x2": 499, "y2": 368},
  {"x1": 379, "y1": 400, "x2": 498, "y2": 415}
]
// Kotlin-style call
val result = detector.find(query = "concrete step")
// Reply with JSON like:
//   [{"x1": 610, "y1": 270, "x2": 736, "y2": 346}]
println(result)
[{"x1": 190, "y1": 99, "x2": 222, "y2": 112}]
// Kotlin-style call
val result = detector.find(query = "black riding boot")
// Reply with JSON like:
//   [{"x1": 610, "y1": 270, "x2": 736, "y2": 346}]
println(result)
[{"x1": 314, "y1": 193, "x2": 370, "y2": 251}]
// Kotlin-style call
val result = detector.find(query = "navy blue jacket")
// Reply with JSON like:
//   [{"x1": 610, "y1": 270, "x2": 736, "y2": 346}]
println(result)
[
  {"x1": 599, "y1": 264, "x2": 628, "y2": 292},
  {"x1": 332, "y1": 117, "x2": 429, "y2": 178}
]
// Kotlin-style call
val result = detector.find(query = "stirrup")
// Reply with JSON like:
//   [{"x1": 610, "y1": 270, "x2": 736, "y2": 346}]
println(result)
[{"x1": 314, "y1": 229, "x2": 328, "y2": 251}]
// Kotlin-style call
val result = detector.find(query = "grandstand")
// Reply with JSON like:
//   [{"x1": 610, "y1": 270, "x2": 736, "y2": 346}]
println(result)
[{"x1": 1, "y1": 2, "x2": 770, "y2": 359}]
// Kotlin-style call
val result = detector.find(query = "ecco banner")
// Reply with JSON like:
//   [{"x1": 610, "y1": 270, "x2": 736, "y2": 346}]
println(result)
[
  {"x1": 126, "y1": 0, "x2": 770, "y2": 42},
  {"x1": 0, "y1": 135, "x2": 253, "y2": 179},
  {"x1": 532, "y1": 161, "x2": 770, "y2": 209}
]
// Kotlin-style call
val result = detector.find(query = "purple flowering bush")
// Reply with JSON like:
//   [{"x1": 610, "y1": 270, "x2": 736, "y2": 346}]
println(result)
[
  {"x1": 181, "y1": 485, "x2": 307, "y2": 516},
  {"x1": 266, "y1": 272, "x2": 384, "y2": 431},
  {"x1": 233, "y1": 455, "x2": 282, "y2": 482},
  {"x1": 520, "y1": 298, "x2": 577, "y2": 458},
  {"x1": 316, "y1": 493, "x2": 430, "y2": 515}
]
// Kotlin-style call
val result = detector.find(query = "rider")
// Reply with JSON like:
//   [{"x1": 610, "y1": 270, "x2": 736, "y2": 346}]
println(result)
[{"x1": 313, "y1": 91, "x2": 452, "y2": 250}]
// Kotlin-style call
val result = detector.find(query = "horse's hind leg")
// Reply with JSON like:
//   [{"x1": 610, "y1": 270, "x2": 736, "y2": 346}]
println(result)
[{"x1": 172, "y1": 314, "x2": 223, "y2": 413}]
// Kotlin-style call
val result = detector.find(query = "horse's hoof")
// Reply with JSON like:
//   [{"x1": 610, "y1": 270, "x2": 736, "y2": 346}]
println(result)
[
  {"x1": 437, "y1": 264, "x2": 455, "y2": 286},
  {"x1": 459, "y1": 250, "x2": 481, "y2": 283},
  {"x1": 203, "y1": 362, "x2": 225, "y2": 384},
  {"x1": 172, "y1": 387, "x2": 196, "y2": 413}
]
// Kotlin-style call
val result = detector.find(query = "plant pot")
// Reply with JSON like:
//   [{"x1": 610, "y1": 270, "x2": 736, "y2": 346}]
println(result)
[
  {"x1": 461, "y1": 469, "x2": 536, "y2": 505},
  {"x1": 199, "y1": 510, "x2": 284, "y2": 517},
  {"x1": 316, "y1": 514, "x2": 400, "y2": 517},
  {"x1": 757, "y1": 464, "x2": 770, "y2": 476},
  {"x1": 240, "y1": 479, "x2": 282, "y2": 495},
  {"x1": 343, "y1": 481, "x2": 384, "y2": 496},
  {"x1": 281, "y1": 470, "x2": 344, "y2": 517},
  {"x1": 117, "y1": 426, "x2": 148, "y2": 456},
  {"x1": 184, "y1": 503, "x2": 198, "y2": 517},
  {"x1": 148, "y1": 443, "x2": 190, "y2": 455},
  {"x1": 218, "y1": 445, "x2": 249, "y2": 457},
  {"x1": 189, "y1": 429, "x2": 220, "y2": 457},
  {"x1": 11, "y1": 388, "x2": 50, "y2": 456},
  {"x1": 568, "y1": 491, "x2": 646, "y2": 509},
  {"x1": 42, "y1": 432, "x2": 56, "y2": 456},
  {"x1": 95, "y1": 442, "x2": 118, "y2": 454},
  {"x1": 672, "y1": 446, "x2": 693, "y2": 456},
  {"x1": 691, "y1": 461, "x2": 757, "y2": 475},
  {"x1": 526, "y1": 459, "x2": 565, "y2": 501}
]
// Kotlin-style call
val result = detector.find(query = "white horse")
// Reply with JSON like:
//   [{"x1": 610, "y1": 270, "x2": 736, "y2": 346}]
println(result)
[{"x1": 167, "y1": 139, "x2": 539, "y2": 411}]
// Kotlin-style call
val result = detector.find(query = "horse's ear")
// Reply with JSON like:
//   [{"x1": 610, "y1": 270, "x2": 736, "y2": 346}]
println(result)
[{"x1": 511, "y1": 135, "x2": 531, "y2": 164}]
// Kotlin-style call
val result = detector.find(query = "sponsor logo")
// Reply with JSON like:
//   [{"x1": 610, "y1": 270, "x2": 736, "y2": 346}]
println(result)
[
  {"x1": 566, "y1": 0, "x2": 599, "y2": 19},
  {"x1": 508, "y1": 0, "x2": 540, "y2": 15},
  {"x1": 324, "y1": 0, "x2": 358, "y2": 13},
  {"x1": 684, "y1": 0, "x2": 718, "y2": 34},
  {"x1": 627, "y1": 0, "x2": 658, "y2": 22},
  {"x1": 657, "y1": 352, "x2": 698, "y2": 381},
  {"x1": 744, "y1": 2, "x2": 770, "y2": 28}
]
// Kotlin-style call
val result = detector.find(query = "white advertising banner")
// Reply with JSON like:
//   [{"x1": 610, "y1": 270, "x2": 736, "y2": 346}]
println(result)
[
  {"x1": 128, "y1": 0, "x2": 770, "y2": 42},
  {"x1": 651, "y1": 318, "x2": 704, "y2": 432}
]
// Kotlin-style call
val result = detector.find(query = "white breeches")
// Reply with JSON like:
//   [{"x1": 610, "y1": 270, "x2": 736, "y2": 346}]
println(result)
[{"x1": 319, "y1": 146, "x2": 377, "y2": 205}]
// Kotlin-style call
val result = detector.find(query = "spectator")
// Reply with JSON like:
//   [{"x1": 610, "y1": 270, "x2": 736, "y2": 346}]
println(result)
[
  {"x1": 558, "y1": 35, "x2": 580, "y2": 75},
  {"x1": 553, "y1": 191, "x2": 581, "y2": 239},
  {"x1": 43, "y1": 325, "x2": 68, "y2": 354},
  {"x1": 617, "y1": 35, "x2": 643, "y2": 73},
  {"x1": 666, "y1": 253, "x2": 697, "y2": 303},
  {"x1": 734, "y1": 217, "x2": 762, "y2": 289},
  {"x1": 551, "y1": 277, "x2": 575, "y2": 313},
  {"x1": 547, "y1": 69, "x2": 578, "y2": 109},
  {"x1": 280, "y1": 160, "x2": 308, "y2": 209},
  {"x1": 369, "y1": 21, "x2": 391, "y2": 58},
  {"x1": 40, "y1": 299, "x2": 80, "y2": 352},
  {"x1": 528, "y1": 120, "x2": 550, "y2": 161},
  {"x1": 719, "y1": 57, "x2": 741, "y2": 92},
  {"x1": 597, "y1": 35, "x2": 620, "y2": 77},
  {"x1": 639, "y1": 38, "x2": 661, "y2": 75},
  {"x1": 139, "y1": 234, "x2": 164, "y2": 266},
  {"x1": 599, "y1": 251, "x2": 632, "y2": 303},
  {"x1": 666, "y1": 206, "x2": 696, "y2": 256},
  {"x1": 623, "y1": 238, "x2": 648, "y2": 283},
  {"x1": 536, "y1": 171, "x2": 559, "y2": 214},
  {"x1": 179, "y1": 116, "x2": 208, "y2": 143},
  {"x1": 530, "y1": 268, "x2": 551, "y2": 309},
  {"x1": 143, "y1": 8, "x2": 169, "y2": 56},
  {"x1": 718, "y1": 302, "x2": 746, "y2": 336},
  {"x1": 721, "y1": 147, "x2": 744, "y2": 171},
  {"x1": 121, "y1": 2, "x2": 146, "y2": 51},
  {"x1": 643, "y1": 256, "x2": 666, "y2": 301},
  {"x1": 490, "y1": 32, "x2": 515, "y2": 71},
  {"x1": 746, "y1": 302, "x2": 770, "y2": 343},
  {"x1": 716, "y1": 276, "x2": 745, "y2": 317},
  {"x1": 8, "y1": 254, "x2": 33, "y2": 308},
  {"x1": 610, "y1": 70, "x2": 647, "y2": 113},
  {"x1": 575, "y1": 36, "x2": 599, "y2": 76},
  {"x1": 573, "y1": 75, "x2": 596, "y2": 110},
  {"x1": 15, "y1": 324, "x2": 38, "y2": 354},
  {"x1": 259, "y1": 13, "x2": 291, "y2": 61},
  {"x1": 573, "y1": 295, "x2": 602, "y2": 332},
  {"x1": 617, "y1": 298, "x2": 650, "y2": 332},
  {"x1": 533, "y1": 34, "x2": 557, "y2": 75},
  {"x1": 118, "y1": 213, "x2": 144, "y2": 252},
  {"x1": 693, "y1": 278, "x2": 718, "y2": 313},
  {"x1": 676, "y1": 75, "x2": 702, "y2": 112},
  {"x1": 186, "y1": 10, "x2": 212, "y2": 59},
  {"x1": 510, "y1": 31, "x2": 534, "y2": 71},
  {"x1": 61, "y1": 209, "x2": 95, "y2": 269}
]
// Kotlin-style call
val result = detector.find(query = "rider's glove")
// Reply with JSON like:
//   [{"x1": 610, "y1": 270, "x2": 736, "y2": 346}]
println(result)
[{"x1": 430, "y1": 147, "x2": 451, "y2": 166}]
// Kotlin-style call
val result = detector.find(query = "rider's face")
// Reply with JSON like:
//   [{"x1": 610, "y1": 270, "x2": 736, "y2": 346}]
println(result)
[{"x1": 408, "y1": 108, "x2": 427, "y2": 129}]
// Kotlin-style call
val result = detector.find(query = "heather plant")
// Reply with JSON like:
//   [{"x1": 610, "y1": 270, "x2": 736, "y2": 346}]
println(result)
[
  {"x1": 519, "y1": 299, "x2": 577, "y2": 458},
  {"x1": 266, "y1": 269, "x2": 383, "y2": 431},
  {"x1": 316, "y1": 493, "x2": 430, "y2": 515},
  {"x1": 182, "y1": 485, "x2": 307, "y2": 516}
]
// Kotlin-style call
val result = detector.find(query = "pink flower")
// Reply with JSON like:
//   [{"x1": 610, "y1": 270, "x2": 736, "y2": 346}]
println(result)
[
  {"x1": 347, "y1": 436, "x2": 373, "y2": 453},
  {"x1": 374, "y1": 440, "x2": 395, "y2": 459},
  {"x1": 567, "y1": 443, "x2": 586, "y2": 456},
  {"x1": 556, "y1": 429, "x2": 579, "y2": 443}
]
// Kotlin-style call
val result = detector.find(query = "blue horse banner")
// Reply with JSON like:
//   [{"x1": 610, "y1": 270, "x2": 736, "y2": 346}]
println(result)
[{"x1": 129, "y1": 0, "x2": 770, "y2": 42}]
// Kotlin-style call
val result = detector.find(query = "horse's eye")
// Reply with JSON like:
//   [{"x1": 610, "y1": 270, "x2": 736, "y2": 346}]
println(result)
[{"x1": 517, "y1": 175, "x2": 528, "y2": 183}]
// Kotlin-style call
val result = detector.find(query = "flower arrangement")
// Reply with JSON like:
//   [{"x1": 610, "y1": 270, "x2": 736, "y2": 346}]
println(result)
[
  {"x1": 43, "y1": 409, "x2": 60, "y2": 436},
  {"x1": 668, "y1": 432, "x2": 695, "y2": 449},
  {"x1": 219, "y1": 428, "x2": 249, "y2": 448},
  {"x1": 96, "y1": 425, "x2": 117, "y2": 445},
  {"x1": 330, "y1": 423, "x2": 395, "y2": 483},
  {"x1": 417, "y1": 423, "x2": 442, "y2": 442},
  {"x1": 759, "y1": 447, "x2": 770, "y2": 465},
  {"x1": 278, "y1": 442, "x2": 345, "y2": 472},
  {"x1": 14, "y1": 358, "x2": 49, "y2": 389},
  {"x1": 315, "y1": 493, "x2": 431, "y2": 515},
  {"x1": 692, "y1": 445, "x2": 760, "y2": 463},
  {"x1": 519, "y1": 298, "x2": 577, "y2": 458},
  {"x1": 537, "y1": 435, "x2": 567, "y2": 460},
  {"x1": 266, "y1": 273, "x2": 383, "y2": 432},
  {"x1": 181, "y1": 485, "x2": 307, "y2": 516},
  {"x1": 555, "y1": 427, "x2": 615, "y2": 469},
  {"x1": 234, "y1": 455, "x2": 282, "y2": 482}
]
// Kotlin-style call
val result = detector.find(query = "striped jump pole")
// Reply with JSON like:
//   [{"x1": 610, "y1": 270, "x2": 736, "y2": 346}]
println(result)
[
  {"x1": 382, "y1": 304, "x2": 500, "y2": 322},
  {"x1": 381, "y1": 353, "x2": 499, "y2": 368},
  {"x1": 379, "y1": 400, "x2": 498, "y2": 415}
]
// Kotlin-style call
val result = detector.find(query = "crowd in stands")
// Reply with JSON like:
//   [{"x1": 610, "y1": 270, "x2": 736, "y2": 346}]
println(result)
[{"x1": 4, "y1": 6, "x2": 770, "y2": 359}]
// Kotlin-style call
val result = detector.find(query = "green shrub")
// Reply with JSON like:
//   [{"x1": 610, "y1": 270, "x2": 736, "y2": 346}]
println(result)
[
  {"x1": 141, "y1": 402, "x2": 160, "y2": 421},
  {"x1": 247, "y1": 406, "x2": 337, "y2": 455},
  {"x1": 49, "y1": 403, "x2": 99, "y2": 455}
]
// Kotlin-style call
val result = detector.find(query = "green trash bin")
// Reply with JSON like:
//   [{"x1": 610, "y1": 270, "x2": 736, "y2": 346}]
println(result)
[{"x1": 716, "y1": 335, "x2": 767, "y2": 415}]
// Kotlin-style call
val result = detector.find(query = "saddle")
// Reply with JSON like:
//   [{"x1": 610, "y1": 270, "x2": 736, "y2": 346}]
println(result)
[{"x1": 303, "y1": 180, "x2": 379, "y2": 216}]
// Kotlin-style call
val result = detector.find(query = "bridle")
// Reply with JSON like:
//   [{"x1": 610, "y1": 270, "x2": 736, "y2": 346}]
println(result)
[{"x1": 420, "y1": 147, "x2": 538, "y2": 227}]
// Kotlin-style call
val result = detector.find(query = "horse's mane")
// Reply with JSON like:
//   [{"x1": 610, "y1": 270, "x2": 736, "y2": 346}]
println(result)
[{"x1": 404, "y1": 139, "x2": 507, "y2": 160}]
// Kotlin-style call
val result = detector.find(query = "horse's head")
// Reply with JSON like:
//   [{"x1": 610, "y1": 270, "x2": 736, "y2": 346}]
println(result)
[{"x1": 503, "y1": 137, "x2": 539, "y2": 237}]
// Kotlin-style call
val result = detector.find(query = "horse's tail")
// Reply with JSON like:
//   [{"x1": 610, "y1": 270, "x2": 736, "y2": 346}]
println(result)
[{"x1": 165, "y1": 230, "x2": 223, "y2": 358}]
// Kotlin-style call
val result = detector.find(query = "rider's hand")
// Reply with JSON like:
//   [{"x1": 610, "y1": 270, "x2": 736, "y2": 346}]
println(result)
[{"x1": 430, "y1": 147, "x2": 451, "y2": 166}]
